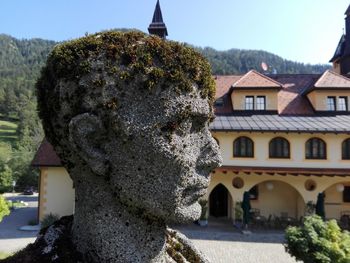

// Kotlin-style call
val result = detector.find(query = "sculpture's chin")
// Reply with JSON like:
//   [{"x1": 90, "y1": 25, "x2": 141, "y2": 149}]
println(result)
[{"x1": 171, "y1": 202, "x2": 201, "y2": 224}]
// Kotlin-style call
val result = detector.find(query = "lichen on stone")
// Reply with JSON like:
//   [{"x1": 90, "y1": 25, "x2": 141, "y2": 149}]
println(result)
[{"x1": 36, "y1": 30, "x2": 215, "y2": 162}]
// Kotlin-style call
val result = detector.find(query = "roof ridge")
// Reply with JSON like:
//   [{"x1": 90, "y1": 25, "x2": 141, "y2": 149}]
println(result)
[
  {"x1": 314, "y1": 69, "x2": 350, "y2": 87},
  {"x1": 232, "y1": 69, "x2": 283, "y2": 87}
]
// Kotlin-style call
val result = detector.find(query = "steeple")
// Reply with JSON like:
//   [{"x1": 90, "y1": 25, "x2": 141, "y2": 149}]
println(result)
[
  {"x1": 330, "y1": 4, "x2": 350, "y2": 75},
  {"x1": 148, "y1": 0, "x2": 168, "y2": 39}
]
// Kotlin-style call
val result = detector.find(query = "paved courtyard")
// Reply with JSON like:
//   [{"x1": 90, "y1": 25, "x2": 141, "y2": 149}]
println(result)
[
  {"x1": 175, "y1": 219, "x2": 298, "y2": 263},
  {"x1": 0, "y1": 194, "x2": 38, "y2": 253},
  {"x1": 0, "y1": 198, "x2": 298, "y2": 262}
]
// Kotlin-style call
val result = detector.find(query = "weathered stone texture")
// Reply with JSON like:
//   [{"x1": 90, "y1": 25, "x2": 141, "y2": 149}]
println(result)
[{"x1": 27, "y1": 31, "x2": 222, "y2": 262}]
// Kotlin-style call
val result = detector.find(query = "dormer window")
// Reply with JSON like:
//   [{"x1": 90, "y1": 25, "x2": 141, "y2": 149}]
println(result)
[
  {"x1": 244, "y1": 96, "x2": 266, "y2": 110},
  {"x1": 338, "y1": 97, "x2": 348, "y2": 111},
  {"x1": 327, "y1": 96, "x2": 336, "y2": 111},
  {"x1": 245, "y1": 96, "x2": 254, "y2": 110},
  {"x1": 215, "y1": 97, "x2": 224, "y2": 107},
  {"x1": 232, "y1": 70, "x2": 281, "y2": 111},
  {"x1": 256, "y1": 96, "x2": 266, "y2": 110}
]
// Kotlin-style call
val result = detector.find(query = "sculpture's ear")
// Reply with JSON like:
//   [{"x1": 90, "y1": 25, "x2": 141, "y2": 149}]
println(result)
[{"x1": 68, "y1": 113, "x2": 108, "y2": 176}]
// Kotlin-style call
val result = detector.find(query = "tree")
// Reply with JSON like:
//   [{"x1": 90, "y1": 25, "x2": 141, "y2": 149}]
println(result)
[
  {"x1": 0, "y1": 164, "x2": 13, "y2": 193},
  {"x1": 0, "y1": 142, "x2": 12, "y2": 164},
  {"x1": 0, "y1": 142, "x2": 13, "y2": 193},
  {"x1": 285, "y1": 215, "x2": 350, "y2": 263},
  {"x1": 0, "y1": 195, "x2": 10, "y2": 222}
]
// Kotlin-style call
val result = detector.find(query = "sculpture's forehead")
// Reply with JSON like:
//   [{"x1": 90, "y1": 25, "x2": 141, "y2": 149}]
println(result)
[{"x1": 162, "y1": 88, "x2": 212, "y2": 119}]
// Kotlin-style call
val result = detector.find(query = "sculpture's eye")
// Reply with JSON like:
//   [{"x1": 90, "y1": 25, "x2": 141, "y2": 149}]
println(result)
[
  {"x1": 161, "y1": 119, "x2": 190, "y2": 135},
  {"x1": 191, "y1": 116, "x2": 207, "y2": 133},
  {"x1": 177, "y1": 119, "x2": 192, "y2": 135}
]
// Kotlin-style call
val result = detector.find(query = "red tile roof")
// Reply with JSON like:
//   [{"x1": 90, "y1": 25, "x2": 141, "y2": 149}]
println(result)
[
  {"x1": 272, "y1": 74, "x2": 318, "y2": 115},
  {"x1": 214, "y1": 75, "x2": 241, "y2": 115},
  {"x1": 31, "y1": 139, "x2": 62, "y2": 167},
  {"x1": 32, "y1": 71, "x2": 350, "y2": 167},
  {"x1": 232, "y1": 70, "x2": 283, "y2": 89},
  {"x1": 214, "y1": 75, "x2": 241, "y2": 99},
  {"x1": 314, "y1": 70, "x2": 350, "y2": 88}
]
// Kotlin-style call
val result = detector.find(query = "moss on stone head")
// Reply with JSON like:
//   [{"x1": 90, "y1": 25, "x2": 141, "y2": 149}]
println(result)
[
  {"x1": 36, "y1": 30, "x2": 215, "y2": 156},
  {"x1": 38, "y1": 30, "x2": 214, "y2": 99}
]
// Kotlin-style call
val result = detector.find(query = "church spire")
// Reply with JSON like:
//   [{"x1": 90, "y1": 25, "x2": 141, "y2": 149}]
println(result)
[
  {"x1": 330, "y1": 4, "x2": 350, "y2": 74},
  {"x1": 148, "y1": 0, "x2": 168, "y2": 39}
]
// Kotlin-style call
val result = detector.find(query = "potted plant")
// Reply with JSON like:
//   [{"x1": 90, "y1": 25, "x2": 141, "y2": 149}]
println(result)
[
  {"x1": 198, "y1": 199, "x2": 208, "y2": 226},
  {"x1": 234, "y1": 201, "x2": 243, "y2": 229}
]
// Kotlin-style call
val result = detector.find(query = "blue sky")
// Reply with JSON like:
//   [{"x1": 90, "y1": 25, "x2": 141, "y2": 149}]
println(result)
[{"x1": 1, "y1": 0, "x2": 349, "y2": 64}]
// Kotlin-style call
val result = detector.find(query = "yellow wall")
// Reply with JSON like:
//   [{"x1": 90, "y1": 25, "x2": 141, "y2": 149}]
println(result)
[
  {"x1": 213, "y1": 131, "x2": 350, "y2": 169},
  {"x1": 324, "y1": 183, "x2": 350, "y2": 220},
  {"x1": 307, "y1": 90, "x2": 350, "y2": 111},
  {"x1": 39, "y1": 167, "x2": 75, "y2": 221},
  {"x1": 207, "y1": 172, "x2": 350, "y2": 220},
  {"x1": 39, "y1": 130, "x2": 350, "y2": 222},
  {"x1": 231, "y1": 90, "x2": 278, "y2": 110},
  {"x1": 250, "y1": 181, "x2": 302, "y2": 219}
]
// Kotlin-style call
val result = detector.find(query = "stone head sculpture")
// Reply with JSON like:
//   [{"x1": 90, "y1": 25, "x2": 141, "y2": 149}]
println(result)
[{"x1": 36, "y1": 31, "x2": 222, "y2": 262}]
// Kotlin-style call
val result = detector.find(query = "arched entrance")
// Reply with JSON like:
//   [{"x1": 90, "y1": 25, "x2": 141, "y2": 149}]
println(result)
[
  {"x1": 249, "y1": 180, "x2": 305, "y2": 220},
  {"x1": 209, "y1": 184, "x2": 229, "y2": 217},
  {"x1": 324, "y1": 182, "x2": 350, "y2": 220}
]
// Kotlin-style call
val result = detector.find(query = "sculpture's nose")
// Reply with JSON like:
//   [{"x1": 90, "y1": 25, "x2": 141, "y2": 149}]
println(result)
[{"x1": 196, "y1": 133, "x2": 223, "y2": 173}]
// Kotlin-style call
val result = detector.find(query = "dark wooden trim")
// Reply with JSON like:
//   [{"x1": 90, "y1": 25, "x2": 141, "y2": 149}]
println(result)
[
  {"x1": 215, "y1": 166, "x2": 350, "y2": 177},
  {"x1": 211, "y1": 128, "x2": 350, "y2": 134},
  {"x1": 37, "y1": 170, "x2": 41, "y2": 222}
]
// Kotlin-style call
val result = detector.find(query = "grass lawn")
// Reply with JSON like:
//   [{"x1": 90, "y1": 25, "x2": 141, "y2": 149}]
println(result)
[
  {"x1": 0, "y1": 251, "x2": 12, "y2": 259},
  {"x1": 7, "y1": 200, "x2": 27, "y2": 209},
  {"x1": 0, "y1": 119, "x2": 18, "y2": 147}
]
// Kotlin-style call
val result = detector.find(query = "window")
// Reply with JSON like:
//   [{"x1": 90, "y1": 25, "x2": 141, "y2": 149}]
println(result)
[
  {"x1": 269, "y1": 137, "x2": 290, "y2": 158},
  {"x1": 245, "y1": 96, "x2": 254, "y2": 110},
  {"x1": 338, "y1": 97, "x2": 348, "y2": 111},
  {"x1": 256, "y1": 96, "x2": 266, "y2": 110},
  {"x1": 327, "y1": 96, "x2": 336, "y2": 111},
  {"x1": 233, "y1": 137, "x2": 254, "y2": 157},
  {"x1": 343, "y1": 186, "x2": 350, "y2": 202},
  {"x1": 214, "y1": 97, "x2": 224, "y2": 107},
  {"x1": 305, "y1": 138, "x2": 327, "y2": 159},
  {"x1": 342, "y1": 138, "x2": 350, "y2": 160}
]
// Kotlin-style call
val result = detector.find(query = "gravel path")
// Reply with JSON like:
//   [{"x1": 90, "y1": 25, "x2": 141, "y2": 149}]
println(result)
[
  {"x1": 0, "y1": 194, "x2": 39, "y2": 253},
  {"x1": 175, "y1": 221, "x2": 298, "y2": 263}
]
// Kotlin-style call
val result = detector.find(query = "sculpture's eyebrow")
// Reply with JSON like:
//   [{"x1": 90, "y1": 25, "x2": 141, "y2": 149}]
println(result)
[{"x1": 171, "y1": 107, "x2": 211, "y2": 121}]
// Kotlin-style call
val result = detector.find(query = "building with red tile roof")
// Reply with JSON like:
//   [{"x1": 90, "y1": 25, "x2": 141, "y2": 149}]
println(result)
[{"x1": 32, "y1": 2, "x2": 350, "y2": 225}]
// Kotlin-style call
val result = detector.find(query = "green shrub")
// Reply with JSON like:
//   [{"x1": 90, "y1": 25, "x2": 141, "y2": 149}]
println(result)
[
  {"x1": 0, "y1": 195, "x2": 10, "y2": 222},
  {"x1": 285, "y1": 215, "x2": 350, "y2": 263},
  {"x1": 40, "y1": 213, "x2": 59, "y2": 229}
]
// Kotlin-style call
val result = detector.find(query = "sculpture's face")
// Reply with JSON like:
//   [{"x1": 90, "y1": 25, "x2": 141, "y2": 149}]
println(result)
[{"x1": 106, "y1": 86, "x2": 222, "y2": 223}]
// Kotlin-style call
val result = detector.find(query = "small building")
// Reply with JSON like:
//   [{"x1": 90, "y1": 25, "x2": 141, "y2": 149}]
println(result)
[{"x1": 32, "y1": 140, "x2": 74, "y2": 220}]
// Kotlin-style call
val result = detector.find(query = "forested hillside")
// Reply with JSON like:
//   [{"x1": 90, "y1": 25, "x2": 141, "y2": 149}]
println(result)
[
  {"x1": 197, "y1": 47, "x2": 330, "y2": 75},
  {"x1": 0, "y1": 34, "x2": 331, "y2": 119},
  {"x1": 0, "y1": 34, "x2": 55, "y2": 116},
  {"x1": 0, "y1": 34, "x2": 55, "y2": 191},
  {"x1": 0, "y1": 33, "x2": 331, "y2": 192}
]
